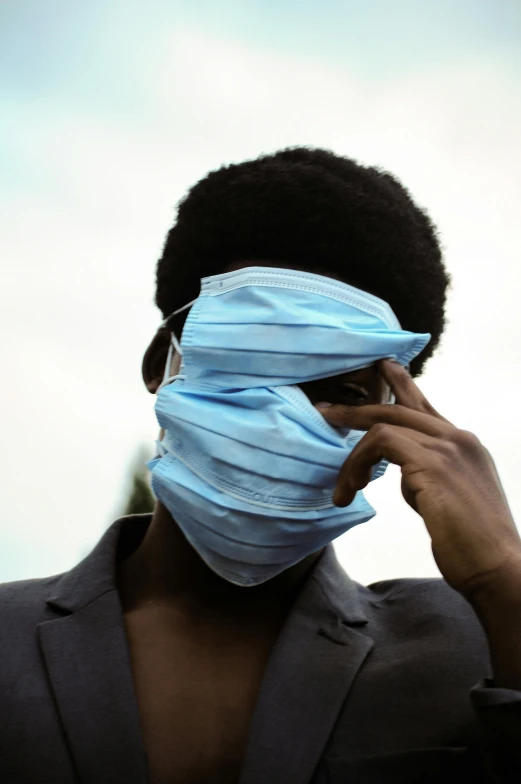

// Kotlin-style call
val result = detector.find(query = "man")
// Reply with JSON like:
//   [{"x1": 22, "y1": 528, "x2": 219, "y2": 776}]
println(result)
[{"x1": 1, "y1": 147, "x2": 520, "y2": 784}]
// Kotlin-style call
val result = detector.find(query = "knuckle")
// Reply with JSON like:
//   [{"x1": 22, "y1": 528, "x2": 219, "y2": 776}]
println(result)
[
  {"x1": 453, "y1": 429, "x2": 482, "y2": 452},
  {"x1": 370, "y1": 422, "x2": 394, "y2": 447},
  {"x1": 437, "y1": 438, "x2": 460, "y2": 459},
  {"x1": 435, "y1": 430, "x2": 482, "y2": 463}
]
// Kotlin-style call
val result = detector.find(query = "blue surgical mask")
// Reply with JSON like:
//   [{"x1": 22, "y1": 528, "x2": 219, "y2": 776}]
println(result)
[{"x1": 149, "y1": 267, "x2": 430, "y2": 586}]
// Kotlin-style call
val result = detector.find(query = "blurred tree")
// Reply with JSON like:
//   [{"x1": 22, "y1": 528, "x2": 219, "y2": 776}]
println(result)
[{"x1": 122, "y1": 446, "x2": 155, "y2": 516}]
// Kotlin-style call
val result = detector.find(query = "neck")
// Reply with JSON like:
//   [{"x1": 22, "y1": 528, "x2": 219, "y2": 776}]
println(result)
[{"x1": 118, "y1": 503, "x2": 322, "y2": 616}]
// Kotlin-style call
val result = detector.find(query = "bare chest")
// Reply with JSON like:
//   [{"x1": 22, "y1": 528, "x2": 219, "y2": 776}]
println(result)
[{"x1": 124, "y1": 610, "x2": 276, "y2": 784}]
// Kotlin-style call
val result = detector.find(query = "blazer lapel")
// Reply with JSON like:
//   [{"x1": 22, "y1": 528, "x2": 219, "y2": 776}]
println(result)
[
  {"x1": 38, "y1": 517, "x2": 150, "y2": 784},
  {"x1": 239, "y1": 546, "x2": 373, "y2": 784}
]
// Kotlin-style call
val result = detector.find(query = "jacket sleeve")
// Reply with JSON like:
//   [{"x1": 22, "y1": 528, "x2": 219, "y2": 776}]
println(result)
[{"x1": 471, "y1": 678, "x2": 521, "y2": 782}]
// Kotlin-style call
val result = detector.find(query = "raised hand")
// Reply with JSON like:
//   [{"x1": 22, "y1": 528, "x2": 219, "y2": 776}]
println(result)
[{"x1": 318, "y1": 359, "x2": 521, "y2": 604}]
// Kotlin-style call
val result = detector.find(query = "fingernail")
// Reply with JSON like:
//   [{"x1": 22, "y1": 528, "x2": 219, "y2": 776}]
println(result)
[{"x1": 316, "y1": 401, "x2": 333, "y2": 409}]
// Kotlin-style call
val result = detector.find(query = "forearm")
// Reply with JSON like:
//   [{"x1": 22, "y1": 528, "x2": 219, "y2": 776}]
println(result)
[{"x1": 470, "y1": 560, "x2": 521, "y2": 690}]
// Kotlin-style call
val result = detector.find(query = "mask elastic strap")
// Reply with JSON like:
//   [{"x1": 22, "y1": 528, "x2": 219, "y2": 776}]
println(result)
[
  {"x1": 160, "y1": 298, "x2": 197, "y2": 333},
  {"x1": 155, "y1": 363, "x2": 187, "y2": 457},
  {"x1": 156, "y1": 297, "x2": 197, "y2": 392},
  {"x1": 156, "y1": 345, "x2": 186, "y2": 393}
]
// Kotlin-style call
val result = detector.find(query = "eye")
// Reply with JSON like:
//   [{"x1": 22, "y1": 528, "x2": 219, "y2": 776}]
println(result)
[{"x1": 326, "y1": 383, "x2": 370, "y2": 406}]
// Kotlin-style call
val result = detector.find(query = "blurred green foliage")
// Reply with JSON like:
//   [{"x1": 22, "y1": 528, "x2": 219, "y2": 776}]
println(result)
[{"x1": 122, "y1": 446, "x2": 155, "y2": 516}]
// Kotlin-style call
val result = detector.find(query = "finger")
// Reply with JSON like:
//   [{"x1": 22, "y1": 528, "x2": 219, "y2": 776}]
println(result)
[
  {"x1": 379, "y1": 359, "x2": 450, "y2": 421},
  {"x1": 319, "y1": 402, "x2": 452, "y2": 438},
  {"x1": 334, "y1": 424, "x2": 432, "y2": 506}
]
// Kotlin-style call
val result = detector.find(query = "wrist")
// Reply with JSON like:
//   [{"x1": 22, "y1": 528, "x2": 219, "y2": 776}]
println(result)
[
  {"x1": 467, "y1": 554, "x2": 521, "y2": 621},
  {"x1": 466, "y1": 552, "x2": 521, "y2": 691}
]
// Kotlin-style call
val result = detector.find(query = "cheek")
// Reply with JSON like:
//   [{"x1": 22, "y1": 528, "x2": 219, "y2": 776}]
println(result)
[{"x1": 170, "y1": 351, "x2": 182, "y2": 376}]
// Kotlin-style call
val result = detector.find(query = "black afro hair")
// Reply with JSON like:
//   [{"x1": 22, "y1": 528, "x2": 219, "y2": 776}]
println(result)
[{"x1": 155, "y1": 147, "x2": 449, "y2": 377}]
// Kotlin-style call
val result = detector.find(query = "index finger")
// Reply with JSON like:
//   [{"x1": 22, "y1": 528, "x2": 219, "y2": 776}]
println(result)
[{"x1": 379, "y1": 359, "x2": 450, "y2": 422}]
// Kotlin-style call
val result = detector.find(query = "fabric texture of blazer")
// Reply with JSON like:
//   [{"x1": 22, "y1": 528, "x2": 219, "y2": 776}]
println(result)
[{"x1": 1, "y1": 513, "x2": 520, "y2": 783}]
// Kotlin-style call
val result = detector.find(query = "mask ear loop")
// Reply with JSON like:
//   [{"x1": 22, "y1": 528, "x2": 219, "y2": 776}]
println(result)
[
  {"x1": 156, "y1": 298, "x2": 197, "y2": 393},
  {"x1": 156, "y1": 337, "x2": 184, "y2": 393},
  {"x1": 160, "y1": 297, "x2": 197, "y2": 331},
  {"x1": 154, "y1": 298, "x2": 197, "y2": 456}
]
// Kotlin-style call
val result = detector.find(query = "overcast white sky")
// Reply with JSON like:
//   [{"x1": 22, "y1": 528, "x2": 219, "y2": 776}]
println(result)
[{"x1": 1, "y1": 0, "x2": 520, "y2": 585}]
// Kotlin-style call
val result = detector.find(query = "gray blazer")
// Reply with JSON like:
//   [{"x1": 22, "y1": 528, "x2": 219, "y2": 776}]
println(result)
[{"x1": 1, "y1": 514, "x2": 520, "y2": 783}]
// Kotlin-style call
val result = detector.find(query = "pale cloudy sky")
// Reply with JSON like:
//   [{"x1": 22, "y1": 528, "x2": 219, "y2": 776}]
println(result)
[{"x1": 1, "y1": 0, "x2": 520, "y2": 585}]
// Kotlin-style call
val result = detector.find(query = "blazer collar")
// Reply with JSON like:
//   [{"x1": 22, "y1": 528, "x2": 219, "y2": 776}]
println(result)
[
  {"x1": 45, "y1": 514, "x2": 368, "y2": 626},
  {"x1": 45, "y1": 514, "x2": 151, "y2": 612},
  {"x1": 39, "y1": 516, "x2": 153, "y2": 784},
  {"x1": 239, "y1": 545, "x2": 373, "y2": 784},
  {"x1": 309, "y1": 542, "x2": 368, "y2": 627},
  {"x1": 42, "y1": 515, "x2": 372, "y2": 784}
]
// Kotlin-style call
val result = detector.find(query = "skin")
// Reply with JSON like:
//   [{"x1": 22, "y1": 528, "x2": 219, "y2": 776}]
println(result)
[
  {"x1": 121, "y1": 258, "x2": 521, "y2": 696},
  {"x1": 322, "y1": 358, "x2": 521, "y2": 689},
  {"x1": 122, "y1": 260, "x2": 390, "y2": 613}
]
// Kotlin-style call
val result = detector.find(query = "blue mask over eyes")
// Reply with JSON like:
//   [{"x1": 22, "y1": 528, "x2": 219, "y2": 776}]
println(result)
[{"x1": 149, "y1": 266, "x2": 430, "y2": 586}]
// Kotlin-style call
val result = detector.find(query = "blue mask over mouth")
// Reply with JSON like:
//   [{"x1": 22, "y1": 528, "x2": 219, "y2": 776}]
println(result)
[{"x1": 149, "y1": 266, "x2": 431, "y2": 586}]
